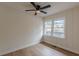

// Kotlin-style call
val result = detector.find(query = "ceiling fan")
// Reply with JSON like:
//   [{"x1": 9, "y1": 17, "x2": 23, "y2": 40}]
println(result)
[{"x1": 25, "y1": 2, "x2": 51, "y2": 15}]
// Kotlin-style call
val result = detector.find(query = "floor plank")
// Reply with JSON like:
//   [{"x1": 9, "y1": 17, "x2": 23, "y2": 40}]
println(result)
[{"x1": 3, "y1": 42, "x2": 79, "y2": 56}]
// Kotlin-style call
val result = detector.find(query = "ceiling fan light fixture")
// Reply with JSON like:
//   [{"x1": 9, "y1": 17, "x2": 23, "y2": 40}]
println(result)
[{"x1": 36, "y1": 11, "x2": 40, "y2": 13}]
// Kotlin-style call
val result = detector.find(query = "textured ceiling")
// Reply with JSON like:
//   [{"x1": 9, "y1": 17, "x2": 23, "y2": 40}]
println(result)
[
  {"x1": 0, "y1": 2, "x2": 79, "y2": 17},
  {"x1": 34, "y1": 2, "x2": 79, "y2": 17}
]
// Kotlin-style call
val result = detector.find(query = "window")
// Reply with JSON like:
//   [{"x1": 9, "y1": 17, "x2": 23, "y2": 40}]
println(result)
[
  {"x1": 53, "y1": 20, "x2": 64, "y2": 38},
  {"x1": 44, "y1": 20, "x2": 52, "y2": 36},
  {"x1": 43, "y1": 18, "x2": 65, "y2": 38}
]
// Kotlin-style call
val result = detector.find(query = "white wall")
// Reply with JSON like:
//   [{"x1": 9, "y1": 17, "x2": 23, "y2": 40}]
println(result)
[
  {"x1": 43, "y1": 6, "x2": 79, "y2": 54},
  {"x1": 0, "y1": 3, "x2": 43, "y2": 55}
]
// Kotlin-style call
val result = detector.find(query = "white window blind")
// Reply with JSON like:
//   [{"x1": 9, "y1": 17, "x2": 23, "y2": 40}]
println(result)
[
  {"x1": 44, "y1": 20, "x2": 52, "y2": 36},
  {"x1": 43, "y1": 18, "x2": 65, "y2": 38},
  {"x1": 53, "y1": 20, "x2": 64, "y2": 38}
]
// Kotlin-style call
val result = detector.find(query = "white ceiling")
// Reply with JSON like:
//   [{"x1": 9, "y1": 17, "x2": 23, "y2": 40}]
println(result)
[
  {"x1": 25, "y1": 2, "x2": 79, "y2": 17},
  {"x1": 35, "y1": 2, "x2": 79, "y2": 17},
  {"x1": 0, "y1": 2, "x2": 79, "y2": 17}
]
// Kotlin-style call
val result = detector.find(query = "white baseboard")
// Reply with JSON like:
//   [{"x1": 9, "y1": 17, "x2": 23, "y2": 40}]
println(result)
[
  {"x1": 44, "y1": 40, "x2": 79, "y2": 54},
  {"x1": 0, "y1": 41, "x2": 40, "y2": 56}
]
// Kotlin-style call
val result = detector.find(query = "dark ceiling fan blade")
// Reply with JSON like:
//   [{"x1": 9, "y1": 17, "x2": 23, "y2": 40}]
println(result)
[
  {"x1": 40, "y1": 5, "x2": 51, "y2": 10},
  {"x1": 30, "y1": 2, "x2": 37, "y2": 10},
  {"x1": 25, "y1": 9, "x2": 35, "y2": 11},
  {"x1": 40, "y1": 11, "x2": 47, "y2": 14}
]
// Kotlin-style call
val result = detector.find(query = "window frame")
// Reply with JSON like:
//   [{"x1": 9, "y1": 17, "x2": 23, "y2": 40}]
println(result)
[
  {"x1": 43, "y1": 20, "x2": 52, "y2": 36},
  {"x1": 43, "y1": 17, "x2": 65, "y2": 39},
  {"x1": 53, "y1": 19, "x2": 65, "y2": 38}
]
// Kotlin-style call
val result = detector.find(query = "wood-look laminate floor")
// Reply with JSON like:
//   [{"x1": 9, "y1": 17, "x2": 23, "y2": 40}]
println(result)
[{"x1": 4, "y1": 42, "x2": 79, "y2": 56}]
